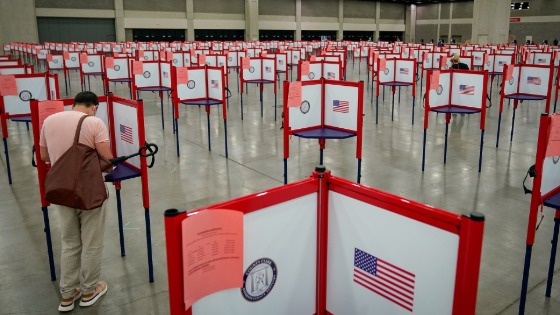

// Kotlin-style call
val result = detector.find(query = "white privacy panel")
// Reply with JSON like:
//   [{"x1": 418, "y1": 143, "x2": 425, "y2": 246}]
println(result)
[
  {"x1": 324, "y1": 83, "x2": 359, "y2": 132},
  {"x1": 289, "y1": 82, "x2": 322, "y2": 131}
]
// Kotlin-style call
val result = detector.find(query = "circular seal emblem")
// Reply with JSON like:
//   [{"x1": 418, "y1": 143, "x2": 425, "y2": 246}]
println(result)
[
  {"x1": 206, "y1": 62, "x2": 211, "y2": 66},
  {"x1": 19, "y1": 90, "x2": 32, "y2": 102},
  {"x1": 173, "y1": 58, "x2": 178, "y2": 64},
  {"x1": 71, "y1": 56, "x2": 77, "y2": 62},
  {"x1": 187, "y1": 80, "x2": 196, "y2": 89},
  {"x1": 143, "y1": 56, "x2": 148, "y2": 60},
  {"x1": 553, "y1": 156, "x2": 560, "y2": 164},
  {"x1": 300, "y1": 100, "x2": 310, "y2": 114},
  {"x1": 308, "y1": 72, "x2": 315, "y2": 79},
  {"x1": 384, "y1": 68, "x2": 389, "y2": 75},
  {"x1": 249, "y1": 66, "x2": 255, "y2": 73},
  {"x1": 509, "y1": 78, "x2": 514, "y2": 85},
  {"x1": 228, "y1": 57, "x2": 233, "y2": 62},
  {"x1": 444, "y1": 64, "x2": 449, "y2": 70},
  {"x1": 88, "y1": 61, "x2": 94, "y2": 67},
  {"x1": 53, "y1": 59, "x2": 59, "y2": 64},
  {"x1": 143, "y1": 71, "x2": 151, "y2": 79},
  {"x1": 436, "y1": 85, "x2": 443, "y2": 95},
  {"x1": 241, "y1": 258, "x2": 277, "y2": 302},
  {"x1": 114, "y1": 65, "x2": 121, "y2": 71},
  {"x1": 426, "y1": 58, "x2": 430, "y2": 63}
]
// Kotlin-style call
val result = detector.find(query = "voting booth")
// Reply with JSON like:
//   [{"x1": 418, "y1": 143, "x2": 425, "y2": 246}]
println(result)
[
  {"x1": 171, "y1": 65, "x2": 228, "y2": 158},
  {"x1": 78, "y1": 53, "x2": 105, "y2": 93},
  {"x1": 240, "y1": 57, "x2": 277, "y2": 121},
  {"x1": 283, "y1": 79, "x2": 364, "y2": 184},
  {"x1": 375, "y1": 58, "x2": 417, "y2": 125},
  {"x1": 297, "y1": 59, "x2": 342, "y2": 82},
  {"x1": 0, "y1": 65, "x2": 33, "y2": 75},
  {"x1": 496, "y1": 64, "x2": 554, "y2": 147},
  {"x1": 29, "y1": 94, "x2": 156, "y2": 282},
  {"x1": 0, "y1": 73, "x2": 59, "y2": 184},
  {"x1": 132, "y1": 60, "x2": 173, "y2": 129},
  {"x1": 423, "y1": 69, "x2": 488, "y2": 172},
  {"x1": 104, "y1": 56, "x2": 133, "y2": 98},
  {"x1": 164, "y1": 167, "x2": 485, "y2": 315},
  {"x1": 519, "y1": 113, "x2": 560, "y2": 314}
]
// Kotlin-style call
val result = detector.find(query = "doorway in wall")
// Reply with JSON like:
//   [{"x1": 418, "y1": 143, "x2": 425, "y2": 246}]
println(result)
[
  {"x1": 194, "y1": 29, "x2": 245, "y2": 41},
  {"x1": 259, "y1": 30, "x2": 295, "y2": 41},
  {"x1": 379, "y1": 31, "x2": 404, "y2": 42},
  {"x1": 132, "y1": 29, "x2": 185, "y2": 42},
  {"x1": 343, "y1": 31, "x2": 374, "y2": 41},
  {"x1": 301, "y1": 30, "x2": 337, "y2": 41}
]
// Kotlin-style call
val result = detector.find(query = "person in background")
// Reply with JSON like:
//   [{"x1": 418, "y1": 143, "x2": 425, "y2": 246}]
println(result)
[
  {"x1": 543, "y1": 40, "x2": 548, "y2": 45},
  {"x1": 554, "y1": 38, "x2": 559, "y2": 46},
  {"x1": 40, "y1": 91, "x2": 113, "y2": 312},
  {"x1": 451, "y1": 54, "x2": 469, "y2": 70}
]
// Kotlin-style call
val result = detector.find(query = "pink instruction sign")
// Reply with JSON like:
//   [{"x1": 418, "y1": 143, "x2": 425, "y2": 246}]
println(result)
[{"x1": 182, "y1": 209, "x2": 243, "y2": 310}]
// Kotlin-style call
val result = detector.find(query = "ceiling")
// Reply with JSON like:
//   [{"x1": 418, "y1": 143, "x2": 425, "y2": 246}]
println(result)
[{"x1": 376, "y1": 0, "x2": 473, "y2": 4}]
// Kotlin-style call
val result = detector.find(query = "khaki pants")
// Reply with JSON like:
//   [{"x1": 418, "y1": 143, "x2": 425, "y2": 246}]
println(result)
[{"x1": 57, "y1": 201, "x2": 107, "y2": 299}]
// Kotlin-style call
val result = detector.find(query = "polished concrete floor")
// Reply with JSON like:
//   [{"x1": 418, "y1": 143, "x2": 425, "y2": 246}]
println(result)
[{"x1": 0, "y1": 57, "x2": 559, "y2": 315}]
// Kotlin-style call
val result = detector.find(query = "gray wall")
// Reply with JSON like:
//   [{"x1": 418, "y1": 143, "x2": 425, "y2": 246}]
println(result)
[
  {"x1": 452, "y1": 1, "x2": 473, "y2": 19},
  {"x1": 124, "y1": 0, "x2": 186, "y2": 12},
  {"x1": 440, "y1": 3, "x2": 450, "y2": 19},
  {"x1": 416, "y1": 24, "x2": 438, "y2": 42},
  {"x1": 0, "y1": 0, "x2": 38, "y2": 46},
  {"x1": 194, "y1": 0, "x2": 244, "y2": 14},
  {"x1": 343, "y1": 0, "x2": 375, "y2": 19},
  {"x1": 416, "y1": 4, "x2": 438, "y2": 20},
  {"x1": 36, "y1": 0, "x2": 114, "y2": 10},
  {"x1": 510, "y1": 0, "x2": 560, "y2": 17},
  {"x1": 379, "y1": 2, "x2": 404, "y2": 20},
  {"x1": 38, "y1": 17, "x2": 116, "y2": 42},
  {"x1": 260, "y1": 0, "x2": 295, "y2": 16},
  {"x1": 301, "y1": 0, "x2": 338, "y2": 18},
  {"x1": 510, "y1": 22, "x2": 560, "y2": 43},
  {"x1": 451, "y1": 24, "x2": 472, "y2": 42}
]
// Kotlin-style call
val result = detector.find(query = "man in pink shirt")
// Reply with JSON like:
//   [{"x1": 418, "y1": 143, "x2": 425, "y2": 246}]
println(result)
[{"x1": 40, "y1": 91, "x2": 113, "y2": 312}]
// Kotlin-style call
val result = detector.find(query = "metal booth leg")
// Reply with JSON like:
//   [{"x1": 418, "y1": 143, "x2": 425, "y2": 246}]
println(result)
[
  {"x1": 42, "y1": 206, "x2": 56, "y2": 281},
  {"x1": 545, "y1": 209, "x2": 560, "y2": 297},
  {"x1": 145, "y1": 207, "x2": 154, "y2": 282}
]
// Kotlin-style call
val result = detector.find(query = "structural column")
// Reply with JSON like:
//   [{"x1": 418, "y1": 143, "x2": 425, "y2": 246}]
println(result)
[
  {"x1": 245, "y1": 0, "x2": 259, "y2": 41},
  {"x1": 0, "y1": 0, "x2": 38, "y2": 46},
  {"x1": 404, "y1": 4, "x2": 416, "y2": 43},
  {"x1": 374, "y1": 1, "x2": 380, "y2": 40},
  {"x1": 337, "y1": 0, "x2": 343, "y2": 40},
  {"x1": 472, "y1": 0, "x2": 510, "y2": 44},
  {"x1": 295, "y1": 0, "x2": 302, "y2": 41},
  {"x1": 114, "y1": 0, "x2": 125, "y2": 42},
  {"x1": 186, "y1": 0, "x2": 194, "y2": 41}
]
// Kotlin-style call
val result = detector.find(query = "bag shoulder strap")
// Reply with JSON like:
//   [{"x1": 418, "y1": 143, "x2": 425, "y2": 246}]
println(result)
[{"x1": 73, "y1": 115, "x2": 89, "y2": 145}]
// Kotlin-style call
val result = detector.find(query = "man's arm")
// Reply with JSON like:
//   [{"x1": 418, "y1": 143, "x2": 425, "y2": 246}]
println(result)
[
  {"x1": 39, "y1": 145, "x2": 50, "y2": 162},
  {"x1": 95, "y1": 141, "x2": 114, "y2": 159}
]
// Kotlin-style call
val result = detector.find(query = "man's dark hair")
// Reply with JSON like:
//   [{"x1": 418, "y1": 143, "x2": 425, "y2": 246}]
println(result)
[{"x1": 74, "y1": 91, "x2": 99, "y2": 107}]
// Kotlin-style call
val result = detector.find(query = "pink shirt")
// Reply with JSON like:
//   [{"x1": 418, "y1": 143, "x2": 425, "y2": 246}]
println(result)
[{"x1": 39, "y1": 111, "x2": 110, "y2": 165}]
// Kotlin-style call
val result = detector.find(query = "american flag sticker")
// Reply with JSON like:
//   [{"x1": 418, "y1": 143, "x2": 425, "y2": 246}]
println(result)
[
  {"x1": 333, "y1": 99, "x2": 349, "y2": 113},
  {"x1": 120, "y1": 124, "x2": 134, "y2": 144},
  {"x1": 327, "y1": 72, "x2": 336, "y2": 80},
  {"x1": 475, "y1": 56, "x2": 482, "y2": 61},
  {"x1": 527, "y1": 76, "x2": 541, "y2": 85},
  {"x1": 163, "y1": 71, "x2": 169, "y2": 79},
  {"x1": 354, "y1": 248, "x2": 415, "y2": 312},
  {"x1": 211, "y1": 79, "x2": 219, "y2": 89},
  {"x1": 458, "y1": 84, "x2": 475, "y2": 95},
  {"x1": 399, "y1": 68, "x2": 409, "y2": 75},
  {"x1": 279, "y1": 60, "x2": 284, "y2": 65},
  {"x1": 537, "y1": 58, "x2": 547, "y2": 64},
  {"x1": 265, "y1": 66, "x2": 272, "y2": 73}
]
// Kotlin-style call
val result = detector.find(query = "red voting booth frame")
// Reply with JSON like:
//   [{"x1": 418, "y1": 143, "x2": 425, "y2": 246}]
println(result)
[
  {"x1": 103, "y1": 56, "x2": 134, "y2": 99},
  {"x1": 519, "y1": 114, "x2": 560, "y2": 314},
  {"x1": 171, "y1": 65, "x2": 228, "y2": 158},
  {"x1": 297, "y1": 60, "x2": 343, "y2": 82},
  {"x1": 374, "y1": 58, "x2": 417, "y2": 125},
  {"x1": 164, "y1": 168, "x2": 485, "y2": 315},
  {"x1": 282, "y1": 79, "x2": 364, "y2": 184},
  {"x1": 78, "y1": 53, "x2": 106, "y2": 93},
  {"x1": 132, "y1": 60, "x2": 173, "y2": 130},
  {"x1": 554, "y1": 65, "x2": 560, "y2": 112},
  {"x1": 240, "y1": 57, "x2": 277, "y2": 121},
  {"x1": 423, "y1": 69, "x2": 489, "y2": 173},
  {"x1": 0, "y1": 64, "x2": 34, "y2": 75},
  {"x1": 496, "y1": 64, "x2": 554, "y2": 148},
  {"x1": 0, "y1": 73, "x2": 59, "y2": 185},
  {"x1": 29, "y1": 94, "x2": 155, "y2": 283}
]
